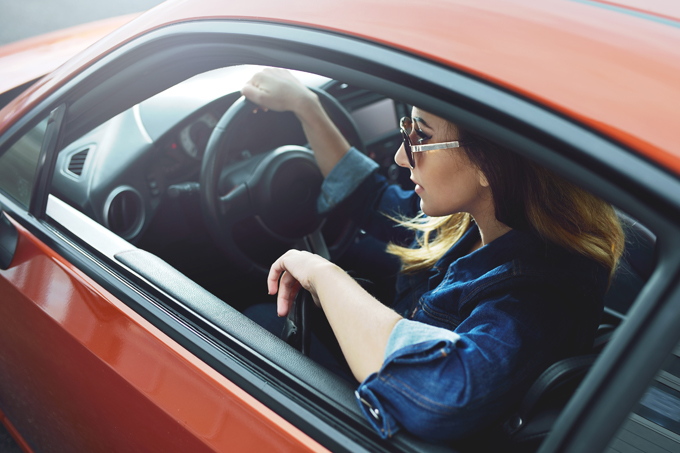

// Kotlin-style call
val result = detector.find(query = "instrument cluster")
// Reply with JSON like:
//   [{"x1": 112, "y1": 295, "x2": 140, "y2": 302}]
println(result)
[{"x1": 155, "y1": 111, "x2": 219, "y2": 181}]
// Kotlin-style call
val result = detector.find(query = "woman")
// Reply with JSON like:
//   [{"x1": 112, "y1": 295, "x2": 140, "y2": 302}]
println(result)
[{"x1": 241, "y1": 68, "x2": 624, "y2": 442}]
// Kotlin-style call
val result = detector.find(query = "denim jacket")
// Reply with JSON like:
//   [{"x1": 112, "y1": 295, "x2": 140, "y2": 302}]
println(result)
[{"x1": 318, "y1": 149, "x2": 608, "y2": 442}]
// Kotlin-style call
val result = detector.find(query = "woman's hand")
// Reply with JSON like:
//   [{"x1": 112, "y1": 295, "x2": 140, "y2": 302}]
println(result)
[
  {"x1": 241, "y1": 68, "x2": 351, "y2": 177},
  {"x1": 267, "y1": 249, "x2": 337, "y2": 317},
  {"x1": 268, "y1": 249, "x2": 402, "y2": 381},
  {"x1": 241, "y1": 68, "x2": 318, "y2": 119}
]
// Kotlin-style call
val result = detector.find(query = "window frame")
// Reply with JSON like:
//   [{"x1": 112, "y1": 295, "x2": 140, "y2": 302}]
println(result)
[{"x1": 0, "y1": 110, "x2": 56, "y2": 210}]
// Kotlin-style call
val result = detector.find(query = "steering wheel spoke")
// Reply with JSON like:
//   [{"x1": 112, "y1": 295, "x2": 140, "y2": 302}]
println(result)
[
  {"x1": 303, "y1": 227, "x2": 330, "y2": 260},
  {"x1": 218, "y1": 183, "x2": 252, "y2": 219}
]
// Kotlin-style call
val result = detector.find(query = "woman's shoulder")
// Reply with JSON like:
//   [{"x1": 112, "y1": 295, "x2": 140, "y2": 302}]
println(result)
[
  {"x1": 513, "y1": 231, "x2": 609, "y2": 288},
  {"x1": 444, "y1": 228, "x2": 608, "y2": 302}
]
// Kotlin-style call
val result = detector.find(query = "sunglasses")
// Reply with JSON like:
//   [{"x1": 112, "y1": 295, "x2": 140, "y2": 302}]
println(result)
[{"x1": 400, "y1": 117, "x2": 468, "y2": 169}]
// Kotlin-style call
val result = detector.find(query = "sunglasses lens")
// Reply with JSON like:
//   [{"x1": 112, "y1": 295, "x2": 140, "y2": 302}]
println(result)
[{"x1": 400, "y1": 117, "x2": 415, "y2": 168}]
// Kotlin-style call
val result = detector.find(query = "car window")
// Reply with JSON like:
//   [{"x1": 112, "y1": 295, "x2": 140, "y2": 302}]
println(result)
[
  {"x1": 47, "y1": 63, "x2": 655, "y2": 316},
  {"x1": 605, "y1": 342, "x2": 680, "y2": 453},
  {"x1": 0, "y1": 116, "x2": 49, "y2": 207},
  {"x1": 50, "y1": 65, "x2": 392, "y2": 272}
]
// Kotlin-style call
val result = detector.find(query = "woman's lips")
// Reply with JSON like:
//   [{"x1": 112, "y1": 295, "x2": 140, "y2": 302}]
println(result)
[{"x1": 412, "y1": 179, "x2": 423, "y2": 194}]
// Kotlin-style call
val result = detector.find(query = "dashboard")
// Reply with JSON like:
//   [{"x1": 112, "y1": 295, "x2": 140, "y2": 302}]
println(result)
[{"x1": 50, "y1": 65, "x2": 405, "y2": 245}]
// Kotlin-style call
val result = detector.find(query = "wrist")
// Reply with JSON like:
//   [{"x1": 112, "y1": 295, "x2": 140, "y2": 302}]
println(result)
[
  {"x1": 294, "y1": 92, "x2": 323, "y2": 125},
  {"x1": 309, "y1": 260, "x2": 344, "y2": 303}
]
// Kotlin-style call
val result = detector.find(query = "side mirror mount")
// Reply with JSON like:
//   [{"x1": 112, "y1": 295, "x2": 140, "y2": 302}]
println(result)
[{"x1": 0, "y1": 204, "x2": 18, "y2": 270}]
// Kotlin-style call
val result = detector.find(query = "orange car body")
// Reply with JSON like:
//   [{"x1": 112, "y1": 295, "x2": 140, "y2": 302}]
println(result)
[
  {"x1": 1, "y1": 1, "x2": 679, "y2": 452},
  {"x1": 0, "y1": 15, "x2": 139, "y2": 98}
]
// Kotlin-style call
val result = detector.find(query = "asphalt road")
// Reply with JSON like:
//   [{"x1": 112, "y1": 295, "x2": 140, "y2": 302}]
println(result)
[
  {"x1": 0, "y1": 1, "x2": 166, "y2": 451},
  {"x1": 0, "y1": 0, "x2": 165, "y2": 45}
]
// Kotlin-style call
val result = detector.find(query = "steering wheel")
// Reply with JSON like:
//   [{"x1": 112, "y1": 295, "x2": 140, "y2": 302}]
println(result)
[
  {"x1": 199, "y1": 87, "x2": 366, "y2": 352},
  {"x1": 200, "y1": 87, "x2": 365, "y2": 272}
]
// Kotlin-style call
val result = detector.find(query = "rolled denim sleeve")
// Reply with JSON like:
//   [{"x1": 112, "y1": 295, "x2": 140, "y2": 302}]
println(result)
[
  {"x1": 354, "y1": 291, "x2": 567, "y2": 442},
  {"x1": 384, "y1": 319, "x2": 461, "y2": 358},
  {"x1": 355, "y1": 320, "x2": 463, "y2": 439},
  {"x1": 317, "y1": 147, "x2": 379, "y2": 215}
]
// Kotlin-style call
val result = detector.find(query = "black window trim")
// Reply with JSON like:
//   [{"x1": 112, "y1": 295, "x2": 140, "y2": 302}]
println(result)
[
  {"x1": 1, "y1": 19, "x2": 679, "y2": 453},
  {"x1": 28, "y1": 104, "x2": 66, "y2": 217},
  {"x1": 0, "y1": 111, "x2": 54, "y2": 209}
]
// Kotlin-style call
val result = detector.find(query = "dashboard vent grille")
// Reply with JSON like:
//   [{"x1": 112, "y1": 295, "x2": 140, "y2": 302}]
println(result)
[{"x1": 67, "y1": 149, "x2": 89, "y2": 176}]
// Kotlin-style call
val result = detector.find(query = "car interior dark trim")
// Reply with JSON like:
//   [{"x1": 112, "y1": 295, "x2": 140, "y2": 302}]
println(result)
[
  {"x1": 2, "y1": 19, "x2": 680, "y2": 453},
  {"x1": 0, "y1": 203, "x2": 18, "y2": 270},
  {"x1": 28, "y1": 104, "x2": 65, "y2": 218}
]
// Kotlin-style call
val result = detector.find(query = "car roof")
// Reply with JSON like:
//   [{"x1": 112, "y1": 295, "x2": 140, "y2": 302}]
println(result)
[
  {"x1": 1, "y1": 0, "x2": 679, "y2": 176},
  {"x1": 0, "y1": 15, "x2": 139, "y2": 98}
]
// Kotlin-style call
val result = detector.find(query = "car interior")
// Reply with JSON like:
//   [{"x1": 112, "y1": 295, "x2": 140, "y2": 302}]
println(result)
[
  {"x1": 35, "y1": 59, "x2": 662, "y2": 453},
  {"x1": 50, "y1": 66, "x2": 406, "y2": 302}
]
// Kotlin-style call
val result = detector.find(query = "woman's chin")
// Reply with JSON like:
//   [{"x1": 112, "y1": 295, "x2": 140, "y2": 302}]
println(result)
[
  {"x1": 420, "y1": 201, "x2": 456, "y2": 218},
  {"x1": 419, "y1": 201, "x2": 436, "y2": 217}
]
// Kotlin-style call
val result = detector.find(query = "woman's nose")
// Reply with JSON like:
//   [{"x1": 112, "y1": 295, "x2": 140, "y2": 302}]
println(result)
[{"x1": 395, "y1": 142, "x2": 410, "y2": 168}]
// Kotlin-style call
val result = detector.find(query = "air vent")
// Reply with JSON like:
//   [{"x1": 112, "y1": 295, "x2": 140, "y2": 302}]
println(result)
[
  {"x1": 104, "y1": 187, "x2": 144, "y2": 239},
  {"x1": 67, "y1": 149, "x2": 89, "y2": 176}
]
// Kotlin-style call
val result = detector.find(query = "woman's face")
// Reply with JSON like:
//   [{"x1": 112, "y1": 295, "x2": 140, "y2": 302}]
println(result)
[{"x1": 394, "y1": 108, "x2": 492, "y2": 218}]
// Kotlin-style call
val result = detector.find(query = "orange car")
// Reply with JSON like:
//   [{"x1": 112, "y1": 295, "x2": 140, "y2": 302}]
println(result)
[{"x1": 1, "y1": 0, "x2": 679, "y2": 452}]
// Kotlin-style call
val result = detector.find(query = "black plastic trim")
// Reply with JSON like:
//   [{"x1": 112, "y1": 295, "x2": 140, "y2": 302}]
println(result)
[
  {"x1": 29, "y1": 104, "x2": 65, "y2": 218},
  {"x1": 0, "y1": 204, "x2": 18, "y2": 270}
]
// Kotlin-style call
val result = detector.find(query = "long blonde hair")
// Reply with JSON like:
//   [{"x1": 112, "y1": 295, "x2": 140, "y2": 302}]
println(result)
[{"x1": 387, "y1": 129, "x2": 624, "y2": 281}]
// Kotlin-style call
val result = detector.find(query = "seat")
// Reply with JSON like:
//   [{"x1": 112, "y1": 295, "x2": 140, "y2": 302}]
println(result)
[
  {"x1": 501, "y1": 212, "x2": 657, "y2": 452},
  {"x1": 603, "y1": 211, "x2": 656, "y2": 315}
]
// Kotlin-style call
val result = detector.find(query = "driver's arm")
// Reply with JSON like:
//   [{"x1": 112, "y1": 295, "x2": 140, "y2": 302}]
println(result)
[{"x1": 241, "y1": 68, "x2": 350, "y2": 177}]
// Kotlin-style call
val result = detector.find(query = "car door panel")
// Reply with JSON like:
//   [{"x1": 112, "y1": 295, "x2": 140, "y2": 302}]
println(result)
[{"x1": 0, "y1": 214, "x2": 324, "y2": 453}]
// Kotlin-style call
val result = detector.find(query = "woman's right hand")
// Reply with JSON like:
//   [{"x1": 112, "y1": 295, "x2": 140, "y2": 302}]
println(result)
[
  {"x1": 241, "y1": 67, "x2": 351, "y2": 177},
  {"x1": 241, "y1": 68, "x2": 318, "y2": 119}
]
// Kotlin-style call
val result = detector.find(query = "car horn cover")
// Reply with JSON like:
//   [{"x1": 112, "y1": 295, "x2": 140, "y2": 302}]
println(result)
[{"x1": 251, "y1": 146, "x2": 323, "y2": 239}]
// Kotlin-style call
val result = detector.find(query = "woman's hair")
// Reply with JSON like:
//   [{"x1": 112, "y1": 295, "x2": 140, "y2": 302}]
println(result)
[{"x1": 387, "y1": 126, "x2": 625, "y2": 281}]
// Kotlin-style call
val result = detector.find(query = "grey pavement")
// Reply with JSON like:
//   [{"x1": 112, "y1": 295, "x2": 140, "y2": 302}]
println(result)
[{"x1": 0, "y1": 0, "x2": 166, "y2": 46}]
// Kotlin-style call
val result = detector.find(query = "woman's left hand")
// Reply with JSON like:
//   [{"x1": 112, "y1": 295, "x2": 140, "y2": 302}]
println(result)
[
  {"x1": 268, "y1": 249, "x2": 402, "y2": 381},
  {"x1": 267, "y1": 249, "x2": 337, "y2": 317}
]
